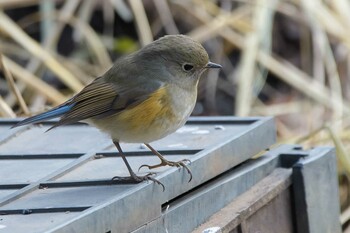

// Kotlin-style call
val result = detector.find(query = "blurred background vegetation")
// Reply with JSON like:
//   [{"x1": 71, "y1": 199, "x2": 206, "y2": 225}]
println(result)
[{"x1": 0, "y1": 0, "x2": 349, "y2": 230}]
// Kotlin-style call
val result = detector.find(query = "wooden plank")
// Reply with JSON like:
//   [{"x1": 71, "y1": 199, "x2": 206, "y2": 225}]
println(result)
[
  {"x1": 192, "y1": 168, "x2": 292, "y2": 233},
  {"x1": 245, "y1": 188, "x2": 294, "y2": 233}
]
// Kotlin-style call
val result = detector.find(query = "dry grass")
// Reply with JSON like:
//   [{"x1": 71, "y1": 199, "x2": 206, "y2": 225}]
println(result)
[{"x1": 0, "y1": 0, "x2": 350, "y2": 228}]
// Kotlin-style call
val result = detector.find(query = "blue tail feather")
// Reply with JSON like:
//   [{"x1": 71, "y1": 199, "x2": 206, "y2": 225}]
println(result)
[{"x1": 13, "y1": 105, "x2": 72, "y2": 128}]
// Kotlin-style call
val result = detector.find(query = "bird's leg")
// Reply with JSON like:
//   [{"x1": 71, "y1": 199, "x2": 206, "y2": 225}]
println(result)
[
  {"x1": 139, "y1": 143, "x2": 192, "y2": 182},
  {"x1": 111, "y1": 141, "x2": 164, "y2": 190}
]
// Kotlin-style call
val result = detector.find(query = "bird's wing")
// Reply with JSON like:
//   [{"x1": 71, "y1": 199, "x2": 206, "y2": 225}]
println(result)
[{"x1": 54, "y1": 76, "x2": 163, "y2": 128}]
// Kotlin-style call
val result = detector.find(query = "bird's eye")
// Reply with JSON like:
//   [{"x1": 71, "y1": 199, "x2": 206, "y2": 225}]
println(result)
[{"x1": 182, "y1": 64, "x2": 194, "y2": 71}]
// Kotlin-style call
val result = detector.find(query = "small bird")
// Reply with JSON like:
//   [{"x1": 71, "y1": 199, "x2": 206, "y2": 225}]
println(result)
[{"x1": 14, "y1": 35, "x2": 221, "y2": 189}]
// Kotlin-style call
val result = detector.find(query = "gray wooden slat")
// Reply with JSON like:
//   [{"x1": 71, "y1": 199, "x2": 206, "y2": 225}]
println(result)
[
  {"x1": 0, "y1": 190, "x2": 18, "y2": 200},
  {"x1": 0, "y1": 117, "x2": 277, "y2": 233},
  {"x1": 0, "y1": 147, "x2": 111, "y2": 206},
  {"x1": 1, "y1": 185, "x2": 134, "y2": 210},
  {"x1": 0, "y1": 124, "x2": 109, "y2": 155},
  {"x1": 44, "y1": 118, "x2": 277, "y2": 233},
  {"x1": 0, "y1": 159, "x2": 74, "y2": 184},
  {"x1": 292, "y1": 147, "x2": 341, "y2": 233},
  {"x1": 0, "y1": 212, "x2": 81, "y2": 233},
  {"x1": 133, "y1": 155, "x2": 284, "y2": 233}
]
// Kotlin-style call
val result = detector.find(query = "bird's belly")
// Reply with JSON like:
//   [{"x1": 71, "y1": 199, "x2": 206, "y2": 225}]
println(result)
[
  {"x1": 89, "y1": 88, "x2": 194, "y2": 143},
  {"x1": 92, "y1": 109, "x2": 187, "y2": 143},
  {"x1": 112, "y1": 116, "x2": 184, "y2": 143}
]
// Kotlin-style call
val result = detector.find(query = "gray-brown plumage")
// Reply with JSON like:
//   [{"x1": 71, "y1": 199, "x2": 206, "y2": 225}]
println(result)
[{"x1": 14, "y1": 35, "x2": 222, "y2": 189}]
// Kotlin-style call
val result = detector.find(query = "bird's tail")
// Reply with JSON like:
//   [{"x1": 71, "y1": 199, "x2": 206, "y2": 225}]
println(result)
[{"x1": 12, "y1": 105, "x2": 72, "y2": 128}]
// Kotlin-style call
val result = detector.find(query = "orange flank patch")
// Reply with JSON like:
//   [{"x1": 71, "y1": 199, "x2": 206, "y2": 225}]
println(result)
[{"x1": 116, "y1": 86, "x2": 175, "y2": 130}]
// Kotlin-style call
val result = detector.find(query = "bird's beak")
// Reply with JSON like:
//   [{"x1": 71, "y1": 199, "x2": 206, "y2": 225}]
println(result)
[{"x1": 205, "y1": 61, "x2": 222, "y2": 69}]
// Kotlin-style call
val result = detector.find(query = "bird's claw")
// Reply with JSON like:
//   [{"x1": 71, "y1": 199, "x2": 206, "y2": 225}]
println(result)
[
  {"x1": 138, "y1": 164, "x2": 151, "y2": 172},
  {"x1": 181, "y1": 159, "x2": 191, "y2": 165},
  {"x1": 111, "y1": 172, "x2": 165, "y2": 191},
  {"x1": 138, "y1": 159, "x2": 192, "y2": 182}
]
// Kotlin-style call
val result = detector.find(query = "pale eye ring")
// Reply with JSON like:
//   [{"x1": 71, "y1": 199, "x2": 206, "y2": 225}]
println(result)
[{"x1": 182, "y1": 63, "x2": 194, "y2": 72}]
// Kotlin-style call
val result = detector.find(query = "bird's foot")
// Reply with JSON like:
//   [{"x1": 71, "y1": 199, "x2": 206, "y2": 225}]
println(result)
[
  {"x1": 139, "y1": 159, "x2": 192, "y2": 182},
  {"x1": 112, "y1": 172, "x2": 165, "y2": 191}
]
